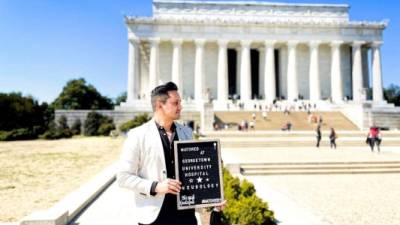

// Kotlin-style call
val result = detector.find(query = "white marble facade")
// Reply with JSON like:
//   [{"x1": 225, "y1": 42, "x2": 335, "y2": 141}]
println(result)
[{"x1": 122, "y1": 0, "x2": 387, "y2": 111}]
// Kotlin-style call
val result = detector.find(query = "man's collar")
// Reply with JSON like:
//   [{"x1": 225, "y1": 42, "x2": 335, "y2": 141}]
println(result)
[{"x1": 154, "y1": 120, "x2": 176, "y2": 132}]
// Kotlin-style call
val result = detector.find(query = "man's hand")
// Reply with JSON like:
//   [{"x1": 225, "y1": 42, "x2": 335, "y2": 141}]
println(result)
[{"x1": 155, "y1": 178, "x2": 181, "y2": 195}]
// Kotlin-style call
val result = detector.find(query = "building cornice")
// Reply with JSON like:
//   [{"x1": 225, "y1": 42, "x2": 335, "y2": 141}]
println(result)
[
  {"x1": 125, "y1": 16, "x2": 388, "y2": 29},
  {"x1": 153, "y1": 0, "x2": 349, "y2": 9}
]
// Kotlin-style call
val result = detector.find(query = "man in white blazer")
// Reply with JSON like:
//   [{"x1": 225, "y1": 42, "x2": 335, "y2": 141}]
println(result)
[{"x1": 117, "y1": 82, "x2": 198, "y2": 225}]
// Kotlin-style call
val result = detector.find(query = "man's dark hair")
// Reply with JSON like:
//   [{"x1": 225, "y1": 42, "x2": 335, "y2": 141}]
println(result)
[{"x1": 151, "y1": 82, "x2": 178, "y2": 111}]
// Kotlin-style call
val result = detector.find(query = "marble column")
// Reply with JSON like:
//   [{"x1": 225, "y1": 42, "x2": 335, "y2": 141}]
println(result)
[
  {"x1": 149, "y1": 38, "x2": 160, "y2": 92},
  {"x1": 240, "y1": 40, "x2": 252, "y2": 100},
  {"x1": 352, "y1": 41, "x2": 365, "y2": 102},
  {"x1": 194, "y1": 39, "x2": 206, "y2": 102},
  {"x1": 127, "y1": 38, "x2": 139, "y2": 103},
  {"x1": 371, "y1": 41, "x2": 384, "y2": 102},
  {"x1": 287, "y1": 41, "x2": 299, "y2": 101},
  {"x1": 171, "y1": 39, "x2": 183, "y2": 93},
  {"x1": 217, "y1": 40, "x2": 229, "y2": 101},
  {"x1": 309, "y1": 41, "x2": 321, "y2": 101},
  {"x1": 264, "y1": 41, "x2": 276, "y2": 104},
  {"x1": 330, "y1": 41, "x2": 343, "y2": 102}
]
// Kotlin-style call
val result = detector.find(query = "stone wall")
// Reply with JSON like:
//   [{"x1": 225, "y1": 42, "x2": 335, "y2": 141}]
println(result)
[
  {"x1": 55, "y1": 110, "x2": 201, "y2": 132},
  {"x1": 341, "y1": 103, "x2": 400, "y2": 130},
  {"x1": 364, "y1": 108, "x2": 400, "y2": 130}
]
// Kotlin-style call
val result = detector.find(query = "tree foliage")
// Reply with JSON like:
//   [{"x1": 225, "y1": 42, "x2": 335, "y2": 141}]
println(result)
[
  {"x1": 115, "y1": 91, "x2": 127, "y2": 106},
  {"x1": 384, "y1": 84, "x2": 400, "y2": 106},
  {"x1": 52, "y1": 78, "x2": 113, "y2": 110},
  {"x1": 119, "y1": 113, "x2": 151, "y2": 133},
  {"x1": 70, "y1": 119, "x2": 82, "y2": 135},
  {"x1": 84, "y1": 111, "x2": 115, "y2": 136},
  {"x1": 0, "y1": 128, "x2": 37, "y2": 141},
  {"x1": 40, "y1": 115, "x2": 74, "y2": 140},
  {"x1": 0, "y1": 92, "x2": 51, "y2": 140}
]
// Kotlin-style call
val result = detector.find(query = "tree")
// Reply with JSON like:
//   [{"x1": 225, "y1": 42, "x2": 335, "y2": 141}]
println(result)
[
  {"x1": 84, "y1": 111, "x2": 115, "y2": 136},
  {"x1": 40, "y1": 116, "x2": 73, "y2": 140},
  {"x1": 119, "y1": 113, "x2": 151, "y2": 133},
  {"x1": 0, "y1": 92, "x2": 53, "y2": 140},
  {"x1": 0, "y1": 92, "x2": 49, "y2": 132},
  {"x1": 52, "y1": 78, "x2": 113, "y2": 110},
  {"x1": 384, "y1": 84, "x2": 400, "y2": 106},
  {"x1": 115, "y1": 91, "x2": 127, "y2": 106},
  {"x1": 57, "y1": 115, "x2": 69, "y2": 130},
  {"x1": 71, "y1": 119, "x2": 82, "y2": 135},
  {"x1": 84, "y1": 111, "x2": 104, "y2": 136}
]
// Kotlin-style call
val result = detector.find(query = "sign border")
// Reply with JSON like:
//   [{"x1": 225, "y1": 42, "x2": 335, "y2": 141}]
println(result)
[{"x1": 174, "y1": 139, "x2": 224, "y2": 210}]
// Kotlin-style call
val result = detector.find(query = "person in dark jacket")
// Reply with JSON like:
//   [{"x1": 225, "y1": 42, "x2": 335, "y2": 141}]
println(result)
[
  {"x1": 316, "y1": 125, "x2": 322, "y2": 148},
  {"x1": 329, "y1": 127, "x2": 337, "y2": 149}
]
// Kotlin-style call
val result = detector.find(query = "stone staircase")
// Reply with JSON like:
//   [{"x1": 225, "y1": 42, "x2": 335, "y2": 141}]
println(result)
[
  {"x1": 214, "y1": 111, "x2": 358, "y2": 131},
  {"x1": 240, "y1": 161, "x2": 400, "y2": 175}
]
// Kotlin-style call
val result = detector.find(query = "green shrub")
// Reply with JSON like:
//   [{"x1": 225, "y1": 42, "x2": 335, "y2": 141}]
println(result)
[
  {"x1": 40, "y1": 118, "x2": 73, "y2": 140},
  {"x1": 58, "y1": 115, "x2": 69, "y2": 130},
  {"x1": 226, "y1": 195, "x2": 274, "y2": 225},
  {"x1": 224, "y1": 176, "x2": 241, "y2": 200},
  {"x1": 240, "y1": 179, "x2": 256, "y2": 198},
  {"x1": 40, "y1": 129, "x2": 66, "y2": 140},
  {"x1": 70, "y1": 119, "x2": 82, "y2": 135},
  {"x1": 221, "y1": 168, "x2": 276, "y2": 225},
  {"x1": 0, "y1": 128, "x2": 36, "y2": 141},
  {"x1": 98, "y1": 120, "x2": 115, "y2": 136},
  {"x1": 119, "y1": 113, "x2": 150, "y2": 133},
  {"x1": 84, "y1": 111, "x2": 115, "y2": 136},
  {"x1": 84, "y1": 111, "x2": 103, "y2": 136}
]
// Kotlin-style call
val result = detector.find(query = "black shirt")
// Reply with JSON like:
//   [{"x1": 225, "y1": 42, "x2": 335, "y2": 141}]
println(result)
[{"x1": 156, "y1": 122, "x2": 178, "y2": 179}]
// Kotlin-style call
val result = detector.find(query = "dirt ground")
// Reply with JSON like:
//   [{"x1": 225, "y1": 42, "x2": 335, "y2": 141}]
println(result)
[{"x1": 0, "y1": 136, "x2": 125, "y2": 222}]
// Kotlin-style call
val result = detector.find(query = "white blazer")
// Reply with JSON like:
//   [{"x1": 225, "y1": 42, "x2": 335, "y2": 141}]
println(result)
[{"x1": 117, "y1": 118, "x2": 193, "y2": 224}]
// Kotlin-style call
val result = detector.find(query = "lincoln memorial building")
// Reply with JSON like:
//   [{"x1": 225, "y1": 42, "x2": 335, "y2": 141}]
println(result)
[{"x1": 112, "y1": 0, "x2": 399, "y2": 130}]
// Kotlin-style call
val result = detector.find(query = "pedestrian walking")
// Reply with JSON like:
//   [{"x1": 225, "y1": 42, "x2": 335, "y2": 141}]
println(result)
[
  {"x1": 329, "y1": 127, "x2": 337, "y2": 149},
  {"x1": 366, "y1": 126, "x2": 381, "y2": 152},
  {"x1": 316, "y1": 125, "x2": 322, "y2": 148}
]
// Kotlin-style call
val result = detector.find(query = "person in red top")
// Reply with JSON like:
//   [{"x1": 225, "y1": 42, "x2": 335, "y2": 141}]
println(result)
[{"x1": 367, "y1": 126, "x2": 381, "y2": 152}]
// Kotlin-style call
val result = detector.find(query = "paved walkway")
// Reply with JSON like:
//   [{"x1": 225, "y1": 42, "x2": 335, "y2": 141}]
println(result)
[
  {"x1": 247, "y1": 173, "x2": 400, "y2": 225},
  {"x1": 246, "y1": 177, "x2": 333, "y2": 225},
  {"x1": 221, "y1": 146, "x2": 400, "y2": 164},
  {"x1": 223, "y1": 146, "x2": 400, "y2": 225}
]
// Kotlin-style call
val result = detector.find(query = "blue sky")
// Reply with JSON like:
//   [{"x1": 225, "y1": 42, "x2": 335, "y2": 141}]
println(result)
[{"x1": 0, "y1": 0, "x2": 399, "y2": 103}]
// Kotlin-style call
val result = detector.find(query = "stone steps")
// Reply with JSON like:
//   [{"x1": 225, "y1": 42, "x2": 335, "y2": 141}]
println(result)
[
  {"x1": 239, "y1": 161, "x2": 400, "y2": 175},
  {"x1": 214, "y1": 111, "x2": 358, "y2": 130}
]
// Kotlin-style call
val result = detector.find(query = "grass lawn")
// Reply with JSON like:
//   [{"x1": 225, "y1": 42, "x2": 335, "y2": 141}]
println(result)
[{"x1": 0, "y1": 136, "x2": 124, "y2": 222}]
